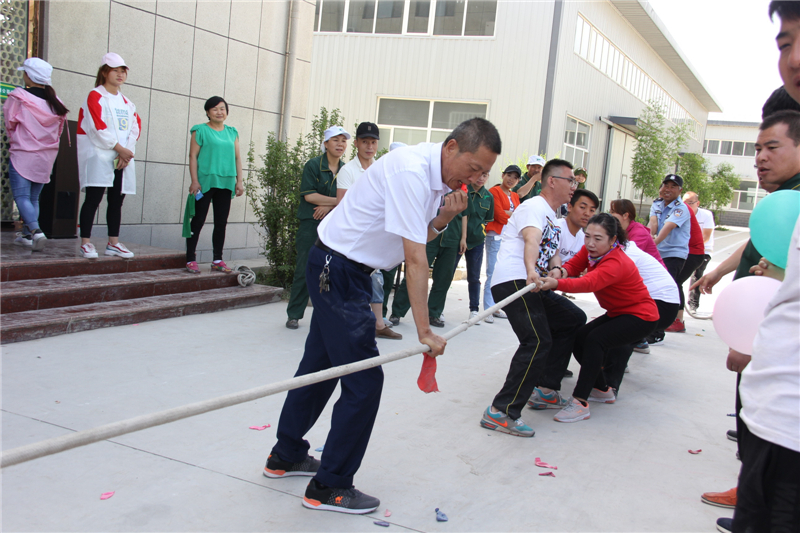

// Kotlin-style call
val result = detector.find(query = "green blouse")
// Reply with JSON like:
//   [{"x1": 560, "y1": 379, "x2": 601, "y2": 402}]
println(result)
[{"x1": 191, "y1": 123, "x2": 238, "y2": 196}]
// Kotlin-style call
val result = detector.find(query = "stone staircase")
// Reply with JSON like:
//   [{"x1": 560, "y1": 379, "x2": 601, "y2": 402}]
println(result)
[{"x1": 0, "y1": 233, "x2": 282, "y2": 344}]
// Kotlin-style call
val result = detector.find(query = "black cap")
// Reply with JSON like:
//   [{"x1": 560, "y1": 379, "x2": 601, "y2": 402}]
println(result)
[
  {"x1": 356, "y1": 122, "x2": 380, "y2": 139},
  {"x1": 662, "y1": 174, "x2": 684, "y2": 188},
  {"x1": 503, "y1": 164, "x2": 522, "y2": 176}
]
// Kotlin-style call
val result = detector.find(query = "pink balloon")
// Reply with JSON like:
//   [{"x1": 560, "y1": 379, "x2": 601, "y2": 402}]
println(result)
[{"x1": 713, "y1": 276, "x2": 782, "y2": 354}]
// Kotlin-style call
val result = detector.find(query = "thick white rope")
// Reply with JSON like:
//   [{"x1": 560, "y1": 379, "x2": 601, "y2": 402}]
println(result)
[{"x1": 1, "y1": 281, "x2": 537, "y2": 469}]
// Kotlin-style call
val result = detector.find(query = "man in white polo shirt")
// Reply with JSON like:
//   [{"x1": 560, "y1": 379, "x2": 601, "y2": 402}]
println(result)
[
  {"x1": 336, "y1": 122, "x2": 402, "y2": 340},
  {"x1": 263, "y1": 118, "x2": 500, "y2": 514},
  {"x1": 684, "y1": 191, "x2": 715, "y2": 312}
]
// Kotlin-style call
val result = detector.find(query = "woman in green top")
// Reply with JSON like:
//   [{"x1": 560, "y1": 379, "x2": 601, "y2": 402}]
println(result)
[{"x1": 186, "y1": 96, "x2": 244, "y2": 273}]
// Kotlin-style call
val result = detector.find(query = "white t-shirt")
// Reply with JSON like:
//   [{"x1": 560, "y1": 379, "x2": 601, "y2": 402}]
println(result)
[
  {"x1": 557, "y1": 218, "x2": 584, "y2": 264},
  {"x1": 318, "y1": 142, "x2": 449, "y2": 270},
  {"x1": 106, "y1": 92, "x2": 132, "y2": 148},
  {"x1": 694, "y1": 207, "x2": 715, "y2": 254},
  {"x1": 740, "y1": 217, "x2": 800, "y2": 453},
  {"x1": 623, "y1": 241, "x2": 680, "y2": 304},
  {"x1": 336, "y1": 157, "x2": 369, "y2": 190},
  {"x1": 491, "y1": 195, "x2": 561, "y2": 287}
]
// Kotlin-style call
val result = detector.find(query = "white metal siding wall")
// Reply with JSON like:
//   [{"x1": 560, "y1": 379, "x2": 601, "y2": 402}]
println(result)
[{"x1": 706, "y1": 125, "x2": 760, "y2": 142}]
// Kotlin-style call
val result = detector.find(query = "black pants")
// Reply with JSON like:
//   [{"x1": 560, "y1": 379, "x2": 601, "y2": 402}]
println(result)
[
  {"x1": 490, "y1": 282, "x2": 583, "y2": 420},
  {"x1": 572, "y1": 313, "x2": 658, "y2": 401},
  {"x1": 675, "y1": 253, "x2": 706, "y2": 310},
  {"x1": 688, "y1": 254, "x2": 711, "y2": 307},
  {"x1": 733, "y1": 421, "x2": 800, "y2": 532},
  {"x1": 79, "y1": 169, "x2": 125, "y2": 238},
  {"x1": 651, "y1": 256, "x2": 685, "y2": 339},
  {"x1": 186, "y1": 188, "x2": 232, "y2": 262},
  {"x1": 537, "y1": 290, "x2": 587, "y2": 391},
  {"x1": 604, "y1": 299, "x2": 680, "y2": 392}
]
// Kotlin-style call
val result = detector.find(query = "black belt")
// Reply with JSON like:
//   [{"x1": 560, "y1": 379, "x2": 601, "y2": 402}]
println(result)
[{"x1": 315, "y1": 239, "x2": 374, "y2": 274}]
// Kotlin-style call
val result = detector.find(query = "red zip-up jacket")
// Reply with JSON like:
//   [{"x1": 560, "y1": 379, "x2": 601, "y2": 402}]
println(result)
[{"x1": 485, "y1": 184, "x2": 520, "y2": 235}]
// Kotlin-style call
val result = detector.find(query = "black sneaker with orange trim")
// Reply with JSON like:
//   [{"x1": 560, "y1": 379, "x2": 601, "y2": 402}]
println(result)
[
  {"x1": 302, "y1": 479, "x2": 379, "y2": 514},
  {"x1": 263, "y1": 452, "x2": 320, "y2": 479}
]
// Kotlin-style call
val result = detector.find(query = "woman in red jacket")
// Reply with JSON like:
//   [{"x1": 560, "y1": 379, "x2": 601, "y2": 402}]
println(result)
[{"x1": 539, "y1": 213, "x2": 659, "y2": 423}]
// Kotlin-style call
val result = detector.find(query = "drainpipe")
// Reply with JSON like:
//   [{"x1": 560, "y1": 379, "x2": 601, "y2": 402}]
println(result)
[
  {"x1": 538, "y1": 0, "x2": 563, "y2": 156},
  {"x1": 279, "y1": 0, "x2": 298, "y2": 142}
]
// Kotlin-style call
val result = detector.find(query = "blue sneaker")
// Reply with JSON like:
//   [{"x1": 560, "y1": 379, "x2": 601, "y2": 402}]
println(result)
[
  {"x1": 633, "y1": 341, "x2": 650, "y2": 354},
  {"x1": 528, "y1": 387, "x2": 568, "y2": 410},
  {"x1": 716, "y1": 517, "x2": 732, "y2": 533},
  {"x1": 479, "y1": 407, "x2": 535, "y2": 437}
]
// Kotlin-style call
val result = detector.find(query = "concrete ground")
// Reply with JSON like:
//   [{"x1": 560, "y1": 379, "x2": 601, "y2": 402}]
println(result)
[{"x1": 2, "y1": 228, "x2": 751, "y2": 532}]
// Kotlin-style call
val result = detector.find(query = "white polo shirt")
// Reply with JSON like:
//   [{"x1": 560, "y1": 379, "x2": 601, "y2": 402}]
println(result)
[
  {"x1": 622, "y1": 241, "x2": 680, "y2": 304},
  {"x1": 695, "y1": 207, "x2": 715, "y2": 254},
  {"x1": 318, "y1": 142, "x2": 449, "y2": 270},
  {"x1": 336, "y1": 156, "x2": 369, "y2": 190}
]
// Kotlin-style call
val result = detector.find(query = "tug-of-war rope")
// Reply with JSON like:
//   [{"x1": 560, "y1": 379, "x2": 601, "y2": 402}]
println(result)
[{"x1": 1, "y1": 281, "x2": 540, "y2": 469}]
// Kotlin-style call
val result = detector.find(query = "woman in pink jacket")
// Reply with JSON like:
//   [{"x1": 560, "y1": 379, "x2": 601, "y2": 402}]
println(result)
[
  {"x1": 3, "y1": 58, "x2": 68, "y2": 251},
  {"x1": 609, "y1": 199, "x2": 665, "y2": 267}
]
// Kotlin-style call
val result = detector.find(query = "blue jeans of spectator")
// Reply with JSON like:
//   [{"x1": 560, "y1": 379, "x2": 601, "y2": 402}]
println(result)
[
  {"x1": 483, "y1": 235, "x2": 502, "y2": 310},
  {"x1": 455, "y1": 243, "x2": 485, "y2": 312},
  {"x1": 370, "y1": 270, "x2": 384, "y2": 304},
  {"x1": 8, "y1": 161, "x2": 45, "y2": 235}
]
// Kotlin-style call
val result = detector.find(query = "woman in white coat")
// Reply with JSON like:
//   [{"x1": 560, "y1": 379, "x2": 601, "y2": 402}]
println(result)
[{"x1": 76, "y1": 52, "x2": 140, "y2": 259}]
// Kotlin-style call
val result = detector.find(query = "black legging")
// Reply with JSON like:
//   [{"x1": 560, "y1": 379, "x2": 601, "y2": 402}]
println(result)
[
  {"x1": 572, "y1": 313, "x2": 658, "y2": 401},
  {"x1": 79, "y1": 169, "x2": 125, "y2": 238},
  {"x1": 675, "y1": 253, "x2": 706, "y2": 309},
  {"x1": 186, "y1": 187, "x2": 232, "y2": 262}
]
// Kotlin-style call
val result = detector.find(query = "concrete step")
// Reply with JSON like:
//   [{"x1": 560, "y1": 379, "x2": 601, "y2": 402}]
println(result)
[
  {"x1": 0, "y1": 268, "x2": 247, "y2": 313},
  {"x1": 0, "y1": 285, "x2": 283, "y2": 344}
]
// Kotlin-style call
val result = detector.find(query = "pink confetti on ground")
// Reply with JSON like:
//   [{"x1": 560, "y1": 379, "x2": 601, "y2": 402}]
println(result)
[
  {"x1": 100, "y1": 492, "x2": 115, "y2": 500},
  {"x1": 688, "y1": 449, "x2": 702, "y2": 454},
  {"x1": 535, "y1": 457, "x2": 557, "y2": 470},
  {"x1": 539, "y1": 472, "x2": 556, "y2": 477},
  {"x1": 384, "y1": 510, "x2": 392, "y2": 517},
  {"x1": 249, "y1": 425, "x2": 271, "y2": 430}
]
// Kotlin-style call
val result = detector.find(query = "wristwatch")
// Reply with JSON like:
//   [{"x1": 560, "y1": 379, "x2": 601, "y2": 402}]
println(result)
[{"x1": 430, "y1": 221, "x2": 448, "y2": 235}]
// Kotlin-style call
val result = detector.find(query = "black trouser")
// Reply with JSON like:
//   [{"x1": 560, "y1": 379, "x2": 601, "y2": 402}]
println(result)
[
  {"x1": 675, "y1": 253, "x2": 706, "y2": 310},
  {"x1": 537, "y1": 290, "x2": 587, "y2": 391},
  {"x1": 490, "y1": 281, "x2": 582, "y2": 420},
  {"x1": 604, "y1": 299, "x2": 680, "y2": 392},
  {"x1": 185, "y1": 188, "x2": 232, "y2": 262},
  {"x1": 79, "y1": 169, "x2": 125, "y2": 238},
  {"x1": 650, "y1": 256, "x2": 685, "y2": 340},
  {"x1": 572, "y1": 313, "x2": 658, "y2": 401},
  {"x1": 733, "y1": 421, "x2": 800, "y2": 532},
  {"x1": 688, "y1": 254, "x2": 711, "y2": 308}
]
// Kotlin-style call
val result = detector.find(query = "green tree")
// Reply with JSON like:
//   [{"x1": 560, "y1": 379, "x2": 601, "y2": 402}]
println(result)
[
  {"x1": 630, "y1": 101, "x2": 690, "y2": 211},
  {"x1": 246, "y1": 108, "x2": 344, "y2": 288},
  {"x1": 677, "y1": 153, "x2": 740, "y2": 221}
]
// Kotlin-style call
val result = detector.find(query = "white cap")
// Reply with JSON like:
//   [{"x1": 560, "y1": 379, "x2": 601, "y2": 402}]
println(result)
[
  {"x1": 389, "y1": 142, "x2": 407, "y2": 151},
  {"x1": 320, "y1": 125, "x2": 351, "y2": 152},
  {"x1": 102, "y1": 52, "x2": 128, "y2": 69},
  {"x1": 17, "y1": 58, "x2": 52, "y2": 86},
  {"x1": 527, "y1": 155, "x2": 545, "y2": 166}
]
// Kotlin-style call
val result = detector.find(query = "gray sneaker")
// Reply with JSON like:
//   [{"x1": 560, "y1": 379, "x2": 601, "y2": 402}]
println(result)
[
  {"x1": 479, "y1": 407, "x2": 535, "y2": 437},
  {"x1": 527, "y1": 387, "x2": 568, "y2": 410}
]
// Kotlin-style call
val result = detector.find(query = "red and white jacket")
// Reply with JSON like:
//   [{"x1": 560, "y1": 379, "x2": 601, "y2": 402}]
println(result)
[{"x1": 77, "y1": 86, "x2": 140, "y2": 194}]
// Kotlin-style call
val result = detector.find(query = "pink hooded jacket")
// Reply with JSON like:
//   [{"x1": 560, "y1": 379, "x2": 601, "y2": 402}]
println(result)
[{"x1": 3, "y1": 88, "x2": 67, "y2": 184}]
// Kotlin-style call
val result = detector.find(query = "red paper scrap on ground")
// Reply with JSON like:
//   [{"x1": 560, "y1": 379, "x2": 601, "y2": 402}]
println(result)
[
  {"x1": 417, "y1": 353, "x2": 439, "y2": 393},
  {"x1": 100, "y1": 492, "x2": 115, "y2": 500},
  {"x1": 249, "y1": 425, "x2": 271, "y2": 430},
  {"x1": 384, "y1": 510, "x2": 392, "y2": 517},
  {"x1": 539, "y1": 472, "x2": 556, "y2": 477},
  {"x1": 535, "y1": 457, "x2": 557, "y2": 470},
  {"x1": 688, "y1": 449, "x2": 702, "y2": 454}
]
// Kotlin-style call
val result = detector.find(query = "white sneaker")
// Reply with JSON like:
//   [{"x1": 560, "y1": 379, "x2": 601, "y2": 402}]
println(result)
[
  {"x1": 105, "y1": 242, "x2": 134, "y2": 258},
  {"x1": 587, "y1": 387, "x2": 616, "y2": 404},
  {"x1": 469, "y1": 310, "x2": 481, "y2": 324},
  {"x1": 484, "y1": 313, "x2": 494, "y2": 324},
  {"x1": 81, "y1": 243, "x2": 98, "y2": 258},
  {"x1": 492, "y1": 309, "x2": 507, "y2": 319},
  {"x1": 554, "y1": 398, "x2": 591, "y2": 423},
  {"x1": 14, "y1": 232, "x2": 32, "y2": 247},
  {"x1": 31, "y1": 230, "x2": 47, "y2": 251}
]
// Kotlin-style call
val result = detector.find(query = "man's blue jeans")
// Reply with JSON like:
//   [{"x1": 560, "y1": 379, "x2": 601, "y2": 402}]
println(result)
[
  {"x1": 483, "y1": 235, "x2": 502, "y2": 310},
  {"x1": 455, "y1": 243, "x2": 485, "y2": 312},
  {"x1": 8, "y1": 161, "x2": 44, "y2": 234}
]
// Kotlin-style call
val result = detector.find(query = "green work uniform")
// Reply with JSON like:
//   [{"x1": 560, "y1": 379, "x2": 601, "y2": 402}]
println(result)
[
  {"x1": 514, "y1": 172, "x2": 542, "y2": 203},
  {"x1": 734, "y1": 173, "x2": 800, "y2": 279},
  {"x1": 463, "y1": 184, "x2": 495, "y2": 250},
  {"x1": 391, "y1": 204, "x2": 461, "y2": 321},
  {"x1": 382, "y1": 267, "x2": 399, "y2": 318},
  {"x1": 286, "y1": 154, "x2": 342, "y2": 320}
]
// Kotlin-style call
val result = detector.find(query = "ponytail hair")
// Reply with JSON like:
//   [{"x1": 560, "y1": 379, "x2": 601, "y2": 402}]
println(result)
[
  {"x1": 43, "y1": 85, "x2": 69, "y2": 116},
  {"x1": 587, "y1": 213, "x2": 628, "y2": 246}
]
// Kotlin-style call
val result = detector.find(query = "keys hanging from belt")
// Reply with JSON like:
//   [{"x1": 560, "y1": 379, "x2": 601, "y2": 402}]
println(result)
[{"x1": 319, "y1": 254, "x2": 332, "y2": 292}]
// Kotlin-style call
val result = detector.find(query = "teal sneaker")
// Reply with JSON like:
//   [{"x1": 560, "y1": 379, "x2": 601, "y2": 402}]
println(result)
[
  {"x1": 479, "y1": 407, "x2": 535, "y2": 437},
  {"x1": 528, "y1": 387, "x2": 568, "y2": 410}
]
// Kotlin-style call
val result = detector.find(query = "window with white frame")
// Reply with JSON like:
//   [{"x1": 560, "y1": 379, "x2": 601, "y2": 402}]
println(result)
[
  {"x1": 314, "y1": 0, "x2": 496, "y2": 36},
  {"x1": 573, "y1": 13, "x2": 702, "y2": 140},
  {"x1": 703, "y1": 139, "x2": 756, "y2": 157},
  {"x1": 375, "y1": 98, "x2": 488, "y2": 152},
  {"x1": 563, "y1": 116, "x2": 590, "y2": 168}
]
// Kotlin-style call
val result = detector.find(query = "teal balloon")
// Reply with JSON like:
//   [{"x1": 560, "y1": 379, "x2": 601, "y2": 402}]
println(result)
[{"x1": 749, "y1": 190, "x2": 800, "y2": 269}]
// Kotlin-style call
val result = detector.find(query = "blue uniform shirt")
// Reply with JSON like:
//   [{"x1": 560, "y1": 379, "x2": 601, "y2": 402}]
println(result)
[{"x1": 650, "y1": 197, "x2": 691, "y2": 259}]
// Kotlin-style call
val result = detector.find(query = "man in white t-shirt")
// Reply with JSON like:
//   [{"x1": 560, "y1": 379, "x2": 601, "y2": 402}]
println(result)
[
  {"x1": 264, "y1": 118, "x2": 499, "y2": 514},
  {"x1": 336, "y1": 122, "x2": 401, "y2": 340},
  {"x1": 479, "y1": 159, "x2": 585, "y2": 436},
  {"x1": 684, "y1": 191, "x2": 715, "y2": 311},
  {"x1": 556, "y1": 188, "x2": 598, "y2": 264}
]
